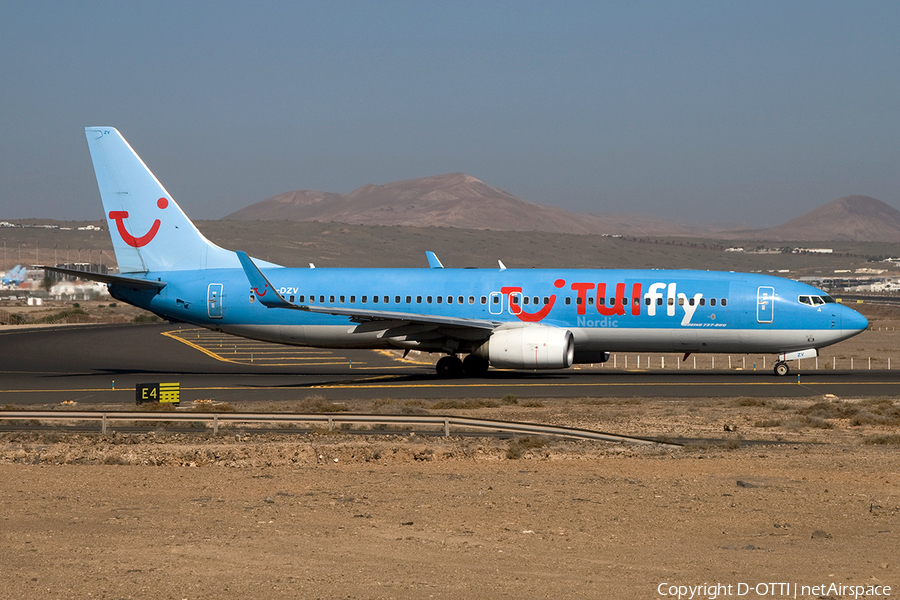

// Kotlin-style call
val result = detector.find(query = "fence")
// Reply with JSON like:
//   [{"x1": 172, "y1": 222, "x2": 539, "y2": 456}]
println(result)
[
  {"x1": 0, "y1": 411, "x2": 681, "y2": 447},
  {"x1": 588, "y1": 353, "x2": 894, "y2": 371}
]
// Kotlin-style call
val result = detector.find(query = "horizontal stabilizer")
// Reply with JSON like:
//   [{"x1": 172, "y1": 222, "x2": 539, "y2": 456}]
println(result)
[{"x1": 41, "y1": 266, "x2": 166, "y2": 291}]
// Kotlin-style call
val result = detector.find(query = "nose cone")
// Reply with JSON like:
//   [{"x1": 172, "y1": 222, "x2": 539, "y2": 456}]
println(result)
[{"x1": 842, "y1": 305, "x2": 869, "y2": 334}]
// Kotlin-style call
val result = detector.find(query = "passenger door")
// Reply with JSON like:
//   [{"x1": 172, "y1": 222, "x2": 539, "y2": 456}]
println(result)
[
  {"x1": 208, "y1": 283, "x2": 224, "y2": 319},
  {"x1": 756, "y1": 286, "x2": 774, "y2": 324}
]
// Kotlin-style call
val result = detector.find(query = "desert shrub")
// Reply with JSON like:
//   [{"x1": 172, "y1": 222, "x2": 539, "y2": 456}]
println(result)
[
  {"x1": 433, "y1": 399, "x2": 498, "y2": 409},
  {"x1": 863, "y1": 434, "x2": 900, "y2": 445},
  {"x1": 506, "y1": 436, "x2": 549, "y2": 459}
]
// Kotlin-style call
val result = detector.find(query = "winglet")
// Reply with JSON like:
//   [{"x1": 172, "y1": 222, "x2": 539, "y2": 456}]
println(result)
[
  {"x1": 425, "y1": 251, "x2": 444, "y2": 269},
  {"x1": 236, "y1": 251, "x2": 296, "y2": 309},
  {"x1": 498, "y1": 260, "x2": 507, "y2": 271}
]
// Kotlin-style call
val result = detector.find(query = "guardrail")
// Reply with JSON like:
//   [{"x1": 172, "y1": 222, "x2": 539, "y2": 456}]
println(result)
[{"x1": 0, "y1": 410, "x2": 680, "y2": 447}]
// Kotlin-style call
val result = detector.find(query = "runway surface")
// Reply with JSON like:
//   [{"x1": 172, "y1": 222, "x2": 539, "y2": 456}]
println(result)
[{"x1": 1, "y1": 323, "x2": 898, "y2": 406}]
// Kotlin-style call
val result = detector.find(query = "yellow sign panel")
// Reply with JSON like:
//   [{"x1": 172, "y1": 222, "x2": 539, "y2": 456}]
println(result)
[{"x1": 136, "y1": 382, "x2": 180, "y2": 405}]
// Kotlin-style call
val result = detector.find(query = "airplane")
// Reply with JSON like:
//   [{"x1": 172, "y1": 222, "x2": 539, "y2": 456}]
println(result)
[
  {"x1": 43, "y1": 127, "x2": 868, "y2": 378},
  {"x1": 2, "y1": 265, "x2": 26, "y2": 286}
]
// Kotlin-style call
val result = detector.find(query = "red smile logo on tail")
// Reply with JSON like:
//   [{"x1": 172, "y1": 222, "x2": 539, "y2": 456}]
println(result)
[{"x1": 108, "y1": 198, "x2": 168, "y2": 248}]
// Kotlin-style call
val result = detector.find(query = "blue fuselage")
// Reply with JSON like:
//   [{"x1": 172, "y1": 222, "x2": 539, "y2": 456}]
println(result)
[{"x1": 111, "y1": 266, "x2": 868, "y2": 356}]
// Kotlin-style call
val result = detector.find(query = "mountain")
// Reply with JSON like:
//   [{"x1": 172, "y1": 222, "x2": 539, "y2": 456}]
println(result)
[
  {"x1": 224, "y1": 173, "x2": 705, "y2": 236},
  {"x1": 726, "y1": 196, "x2": 900, "y2": 242}
]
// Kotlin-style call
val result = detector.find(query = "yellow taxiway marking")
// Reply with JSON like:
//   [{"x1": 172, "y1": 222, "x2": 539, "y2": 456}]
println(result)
[
  {"x1": 310, "y1": 379, "x2": 896, "y2": 390},
  {"x1": 162, "y1": 328, "x2": 377, "y2": 367},
  {"x1": 0, "y1": 379, "x2": 894, "y2": 395}
]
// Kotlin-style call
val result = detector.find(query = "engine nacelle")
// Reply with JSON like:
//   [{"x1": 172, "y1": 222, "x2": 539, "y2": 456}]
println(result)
[{"x1": 473, "y1": 326, "x2": 574, "y2": 370}]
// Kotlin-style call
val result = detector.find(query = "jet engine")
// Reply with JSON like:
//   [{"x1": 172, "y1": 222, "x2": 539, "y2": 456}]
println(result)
[{"x1": 473, "y1": 326, "x2": 574, "y2": 369}]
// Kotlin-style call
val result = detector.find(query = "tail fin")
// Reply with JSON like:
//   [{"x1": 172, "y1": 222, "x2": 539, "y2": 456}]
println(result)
[{"x1": 85, "y1": 127, "x2": 240, "y2": 273}]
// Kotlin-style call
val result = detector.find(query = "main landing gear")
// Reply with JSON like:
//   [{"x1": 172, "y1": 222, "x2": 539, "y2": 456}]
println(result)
[
  {"x1": 436, "y1": 354, "x2": 490, "y2": 378},
  {"x1": 773, "y1": 361, "x2": 790, "y2": 376}
]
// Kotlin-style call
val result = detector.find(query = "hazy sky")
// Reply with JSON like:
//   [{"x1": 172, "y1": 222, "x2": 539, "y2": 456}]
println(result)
[{"x1": 2, "y1": 1, "x2": 898, "y2": 227}]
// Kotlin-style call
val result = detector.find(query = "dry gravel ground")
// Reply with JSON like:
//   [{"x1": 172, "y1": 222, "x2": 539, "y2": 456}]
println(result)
[{"x1": 1, "y1": 395, "x2": 899, "y2": 600}]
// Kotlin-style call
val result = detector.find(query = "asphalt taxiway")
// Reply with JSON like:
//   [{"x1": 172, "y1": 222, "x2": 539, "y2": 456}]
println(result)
[{"x1": 1, "y1": 323, "x2": 898, "y2": 406}]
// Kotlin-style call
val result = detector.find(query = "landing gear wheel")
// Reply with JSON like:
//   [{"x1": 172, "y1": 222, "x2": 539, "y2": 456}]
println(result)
[
  {"x1": 774, "y1": 361, "x2": 790, "y2": 376},
  {"x1": 436, "y1": 355, "x2": 463, "y2": 378},
  {"x1": 463, "y1": 354, "x2": 490, "y2": 376}
]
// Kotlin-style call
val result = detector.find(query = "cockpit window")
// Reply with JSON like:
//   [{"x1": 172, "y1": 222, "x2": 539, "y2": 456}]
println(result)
[{"x1": 800, "y1": 294, "x2": 833, "y2": 306}]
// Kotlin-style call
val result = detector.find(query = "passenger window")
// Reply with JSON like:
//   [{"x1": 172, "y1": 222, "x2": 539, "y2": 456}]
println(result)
[
  {"x1": 406, "y1": 295, "x2": 411, "y2": 304},
  {"x1": 319, "y1": 295, "x2": 325, "y2": 303},
  {"x1": 543, "y1": 297, "x2": 549, "y2": 305},
  {"x1": 288, "y1": 295, "x2": 294, "y2": 303},
  {"x1": 699, "y1": 298, "x2": 705, "y2": 306},
  {"x1": 469, "y1": 296, "x2": 475, "y2": 304},
  {"x1": 250, "y1": 294, "x2": 256, "y2": 303},
  {"x1": 710, "y1": 298, "x2": 716, "y2": 307},
  {"x1": 657, "y1": 298, "x2": 663, "y2": 306},
  {"x1": 427, "y1": 296, "x2": 433, "y2": 304},
  {"x1": 523, "y1": 297, "x2": 529, "y2": 305},
  {"x1": 491, "y1": 296, "x2": 497, "y2": 304},
  {"x1": 645, "y1": 297, "x2": 651, "y2": 306},
  {"x1": 395, "y1": 296, "x2": 401, "y2": 303},
  {"x1": 362, "y1": 296, "x2": 367, "y2": 303},
  {"x1": 633, "y1": 298, "x2": 639, "y2": 306},
  {"x1": 339, "y1": 296, "x2": 345, "y2": 303},
  {"x1": 481, "y1": 296, "x2": 487, "y2": 304},
  {"x1": 533, "y1": 296, "x2": 539, "y2": 305},
  {"x1": 609, "y1": 297, "x2": 615, "y2": 305},
  {"x1": 678, "y1": 297, "x2": 684, "y2": 306},
  {"x1": 350, "y1": 295, "x2": 356, "y2": 303},
  {"x1": 565, "y1": 297, "x2": 571, "y2": 305},
  {"x1": 447, "y1": 296, "x2": 453, "y2": 304},
  {"x1": 598, "y1": 297, "x2": 606, "y2": 306},
  {"x1": 622, "y1": 297, "x2": 628, "y2": 306},
  {"x1": 372, "y1": 296, "x2": 378, "y2": 303},
  {"x1": 437, "y1": 296, "x2": 442, "y2": 304},
  {"x1": 688, "y1": 298, "x2": 694, "y2": 306},
  {"x1": 383, "y1": 296, "x2": 389, "y2": 304},
  {"x1": 459, "y1": 296, "x2": 465, "y2": 304},
  {"x1": 668, "y1": 297, "x2": 674, "y2": 306},
  {"x1": 298, "y1": 295, "x2": 305, "y2": 303},
  {"x1": 588, "y1": 297, "x2": 594, "y2": 305},
  {"x1": 721, "y1": 298, "x2": 727, "y2": 307},
  {"x1": 416, "y1": 296, "x2": 422, "y2": 303},
  {"x1": 329, "y1": 295, "x2": 335, "y2": 303}
]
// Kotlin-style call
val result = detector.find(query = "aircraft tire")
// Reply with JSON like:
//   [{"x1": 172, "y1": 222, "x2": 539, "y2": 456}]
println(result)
[
  {"x1": 462, "y1": 354, "x2": 490, "y2": 376},
  {"x1": 436, "y1": 355, "x2": 463, "y2": 378},
  {"x1": 773, "y1": 361, "x2": 790, "y2": 376}
]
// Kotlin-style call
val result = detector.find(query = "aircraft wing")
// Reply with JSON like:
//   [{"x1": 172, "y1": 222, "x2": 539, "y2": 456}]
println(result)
[
  {"x1": 237, "y1": 251, "x2": 498, "y2": 330},
  {"x1": 300, "y1": 304, "x2": 497, "y2": 330},
  {"x1": 41, "y1": 265, "x2": 166, "y2": 291}
]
